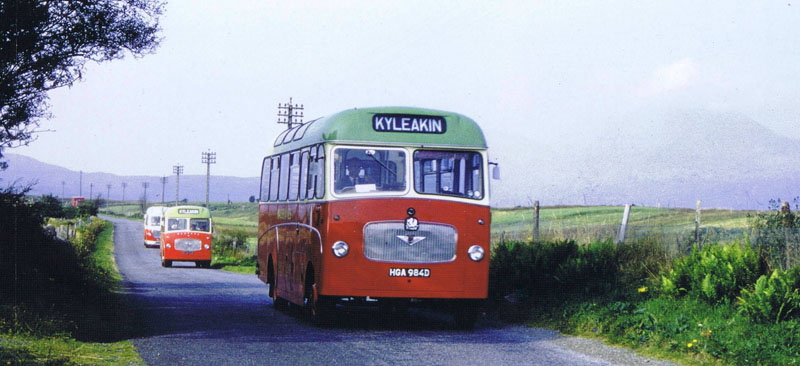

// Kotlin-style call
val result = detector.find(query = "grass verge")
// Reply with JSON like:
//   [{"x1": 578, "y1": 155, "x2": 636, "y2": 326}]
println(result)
[
  {"x1": 491, "y1": 238, "x2": 800, "y2": 366},
  {"x1": 0, "y1": 220, "x2": 144, "y2": 366},
  {"x1": 521, "y1": 294, "x2": 800, "y2": 366}
]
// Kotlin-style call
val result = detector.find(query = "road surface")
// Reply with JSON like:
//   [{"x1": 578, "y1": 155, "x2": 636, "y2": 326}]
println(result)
[{"x1": 107, "y1": 216, "x2": 674, "y2": 366}]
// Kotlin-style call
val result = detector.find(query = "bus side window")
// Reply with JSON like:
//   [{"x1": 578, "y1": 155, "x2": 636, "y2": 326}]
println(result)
[
  {"x1": 288, "y1": 151, "x2": 300, "y2": 201},
  {"x1": 279, "y1": 153, "x2": 290, "y2": 201},
  {"x1": 307, "y1": 148, "x2": 317, "y2": 199},
  {"x1": 260, "y1": 157, "x2": 271, "y2": 201},
  {"x1": 299, "y1": 150, "x2": 309, "y2": 200},
  {"x1": 269, "y1": 157, "x2": 280, "y2": 201},
  {"x1": 315, "y1": 145, "x2": 325, "y2": 199}
]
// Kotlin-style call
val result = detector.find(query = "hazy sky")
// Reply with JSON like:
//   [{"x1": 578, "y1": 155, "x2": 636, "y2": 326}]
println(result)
[{"x1": 13, "y1": 0, "x2": 800, "y2": 177}]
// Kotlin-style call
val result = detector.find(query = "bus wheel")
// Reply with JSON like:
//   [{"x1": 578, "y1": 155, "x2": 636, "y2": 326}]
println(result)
[
  {"x1": 270, "y1": 267, "x2": 288, "y2": 310},
  {"x1": 161, "y1": 259, "x2": 171, "y2": 268},
  {"x1": 267, "y1": 259, "x2": 275, "y2": 298},
  {"x1": 304, "y1": 270, "x2": 332, "y2": 325},
  {"x1": 196, "y1": 260, "x2": 211, "y2": 268}
]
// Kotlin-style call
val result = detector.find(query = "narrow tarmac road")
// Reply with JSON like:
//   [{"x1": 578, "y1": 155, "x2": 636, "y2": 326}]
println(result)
[{"x1": 108, "y1": 216, "x2": 674, "y2": 366}]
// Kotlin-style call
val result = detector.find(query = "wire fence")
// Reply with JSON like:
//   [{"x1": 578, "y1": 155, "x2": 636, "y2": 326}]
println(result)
[{"x1": 492, "y1": 219, "x2": 800, "y2": 270}]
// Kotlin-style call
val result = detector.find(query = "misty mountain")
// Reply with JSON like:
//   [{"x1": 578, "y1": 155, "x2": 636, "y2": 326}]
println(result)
[
  {"x1": 0, "y1": 153, "x2": 259, "y2": 203},
  {"x1": 3, "y1": 109, "x2": 799, "y2": 209},
  {"x1": 492, "y1": 110, "x2": 800, "y2": 209}
]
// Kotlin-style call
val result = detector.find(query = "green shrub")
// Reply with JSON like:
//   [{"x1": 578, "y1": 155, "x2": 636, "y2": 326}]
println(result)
[
  {"x1": 489, "y1": 238, "x2": 664, "y2": 304},
  {"x1": 71, "y1": 219, "x2": 107, "y2": 260},
  {"x1": 33, "y1": 194, "x2": 64, "y2": 218},
  {"x1": 212, "y1": 229, "x2": 252, "y2": 260},
  {"x1": 489, "y1": 239, "x2": 579, "y2": 301},
  {"x1": 738, "y1": 268, "x2": 800, "y2": 323},
  {"x1": 661, "y1": 243, "x2": 764, "y2": 304},
  {"x1": 77, "y1": 199, "x2": 101, "y2": 217}
]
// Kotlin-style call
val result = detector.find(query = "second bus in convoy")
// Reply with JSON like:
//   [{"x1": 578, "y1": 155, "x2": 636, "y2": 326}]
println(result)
[
  {"x1": 160, "y1": 205, "x2": 213, "y2": 268},
  {"x1": 143, "y1": 206, "x2": 166, "y2": 248},
  {"x1": 257, "y1": 106, "x2": 497, "y2": 328}
]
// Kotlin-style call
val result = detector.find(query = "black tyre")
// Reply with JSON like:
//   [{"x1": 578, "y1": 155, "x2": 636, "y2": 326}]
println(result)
[
  {"x1": 304, "y1": 267, "x2": 333, "y2": 325},
  {"x1": 161, "y1": 259, "x2": 172, "y2": 268}
]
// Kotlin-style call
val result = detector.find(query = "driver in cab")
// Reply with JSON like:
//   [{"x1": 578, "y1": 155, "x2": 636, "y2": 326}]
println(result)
[{"x1": 336, "y1": 158, "x2": 374, "y2": 192}]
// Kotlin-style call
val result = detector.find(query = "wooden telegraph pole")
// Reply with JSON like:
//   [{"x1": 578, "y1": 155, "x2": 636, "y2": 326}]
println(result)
[
  {"x1": 202, "y1": 150, "x2": 216, "y2": 208},
  {"x1": 533, "y1": 200, "x2": 540, "y2": 241},
  {"x1": 173, "y1": 164, "x2": 184, "y2": 205},
  {"x1": 160, "y1": 176, "x2": 167, "y2": 204}
]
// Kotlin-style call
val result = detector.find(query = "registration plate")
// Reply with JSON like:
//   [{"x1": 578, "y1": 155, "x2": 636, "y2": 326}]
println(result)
[
  {"x1": 389, "y1": 268, "x2": 430, "y2": 277},
  {"x1": 182, "y1": 251, "x2": 195, "y2": 254}
]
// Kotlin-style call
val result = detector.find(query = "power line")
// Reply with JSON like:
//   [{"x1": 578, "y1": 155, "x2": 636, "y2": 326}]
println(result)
[{"x1": 277, "y1": 97, "x2": 303, "y2": 130}]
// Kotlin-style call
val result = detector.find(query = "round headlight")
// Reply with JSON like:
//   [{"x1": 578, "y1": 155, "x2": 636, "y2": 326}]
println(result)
[
  {"x1": 204, "y1": 244, "x2": 210, "y2": 250},
  {"x1": 332, "y1": 241, "x2": 349, "y2": 258},
  {"x1": 467, "y1": 245, "x2": 485, "y2": 262},
  {"x1": 166, "y1": 243, "x2": 172, "y2": 249}
]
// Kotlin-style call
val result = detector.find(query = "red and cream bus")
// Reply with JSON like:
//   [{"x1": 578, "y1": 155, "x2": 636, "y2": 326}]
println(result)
[
  {"x1": 143, "y1": 205, "x2": 166, "y2": 248},
  {"x1": 160, "y1": 206, "x2": 213, "y2": 268},
  {"x1": 257, "y1": 107, "x2": 495, "y2": 328}
]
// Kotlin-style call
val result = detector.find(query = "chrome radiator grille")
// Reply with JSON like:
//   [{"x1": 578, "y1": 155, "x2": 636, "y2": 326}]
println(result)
[
  {"x1": 175, "y1": 238, "x2": 201, "y2": 251},
  {"x1": 363, "y1": 222, "x2": 457, "y2": 263},
  {"x1": 153, "y1": 230, "x2": 161, "y2": 239}
]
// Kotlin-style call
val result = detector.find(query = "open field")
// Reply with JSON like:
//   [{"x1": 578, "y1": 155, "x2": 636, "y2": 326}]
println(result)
[
  {"x1": 493, "y1": 205, "x2": 759, "y2": 249},
  {"x1": 101, "y1": 201, "x2": 760, "y2": 245}
]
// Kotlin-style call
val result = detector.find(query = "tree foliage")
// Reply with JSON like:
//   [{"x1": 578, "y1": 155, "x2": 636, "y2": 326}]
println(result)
[{"x1": 0, "y1": 0, "x2": 164, "y2": 168}]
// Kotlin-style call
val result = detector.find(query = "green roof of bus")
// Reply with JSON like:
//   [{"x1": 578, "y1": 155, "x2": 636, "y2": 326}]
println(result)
[
  {"x1": 272, "y1": 107, "x2": 487, "y2": 153},
  {"x1": 164, "y1": 206, "x2": 211, "y2": 218}
]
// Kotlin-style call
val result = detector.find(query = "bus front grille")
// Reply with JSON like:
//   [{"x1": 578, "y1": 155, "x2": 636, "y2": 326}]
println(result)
[
  {"x1": 363, "y1": 222, "x2": 457, "y2": 263},
  {"x1": 175, "y1": 239, "x2": 201, "y2": 251}
]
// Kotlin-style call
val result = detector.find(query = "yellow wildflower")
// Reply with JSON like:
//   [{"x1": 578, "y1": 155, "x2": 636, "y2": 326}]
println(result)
[
  {"x1": 687, "y1": 343, "x2": 693, "y2": 348},
  {"x1": 638, "y1": 287, "x2": 648, "y2": 293}
]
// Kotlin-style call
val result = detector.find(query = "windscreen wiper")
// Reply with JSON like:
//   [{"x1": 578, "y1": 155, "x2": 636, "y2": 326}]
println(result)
[{"x1": 365, "y1": 150, "x2": 397, "y2": 177}]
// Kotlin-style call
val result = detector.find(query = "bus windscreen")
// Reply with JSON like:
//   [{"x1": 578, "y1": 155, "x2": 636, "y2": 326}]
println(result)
[
  {"x1": 413, "y1": 150, "x2": 484, "y2": 200},
  {"x1": 334, "y1": 148, "x2": 406, "y2": 194}
]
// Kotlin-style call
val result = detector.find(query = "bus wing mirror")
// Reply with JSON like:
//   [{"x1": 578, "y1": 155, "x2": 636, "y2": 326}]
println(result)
[{"x1": 491, "y1": 163, "x2": 500, "y2": 180}]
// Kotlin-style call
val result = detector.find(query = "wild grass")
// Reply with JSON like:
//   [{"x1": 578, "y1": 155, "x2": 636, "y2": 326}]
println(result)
[
  {"x1": 492, "y1": 238, "x2": 800, "y2": 365},
  {"x1": 0, "y1": 220, "x2": 144, "y2": 365},
  {"x1": 492, "y1": 205, "x2": 757, "y2": 246}
]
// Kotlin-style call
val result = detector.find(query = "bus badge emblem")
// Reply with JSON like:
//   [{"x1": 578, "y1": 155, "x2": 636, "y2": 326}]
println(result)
[
  {"x1": 397, "y1": 235, "x2": 425, "y2": 246},
  {"x1": 405, "y1": 216, "x2": 419, "y2": 231}
]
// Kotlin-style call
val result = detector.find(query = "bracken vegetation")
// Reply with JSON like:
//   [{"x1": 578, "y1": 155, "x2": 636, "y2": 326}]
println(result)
[{"x1": 490, "y1": 200, "x2": 800, "y2": 365}]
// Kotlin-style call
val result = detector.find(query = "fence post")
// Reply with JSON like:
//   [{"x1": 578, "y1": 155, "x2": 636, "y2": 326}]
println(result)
[
  {"x1": 695, "y1": 200, "x2": 702, "y2": 245},
  {"x1": 617, "y1": 204, "x2": 631, "y2": 244},
  {"x1": 533, "y1": 200, "x2": 540, "y2": 242}
]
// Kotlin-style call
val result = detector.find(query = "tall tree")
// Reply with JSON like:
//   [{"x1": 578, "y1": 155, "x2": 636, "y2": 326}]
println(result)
[{"x1": 0, "y1": 0, "x2": 163, "y2": 168}]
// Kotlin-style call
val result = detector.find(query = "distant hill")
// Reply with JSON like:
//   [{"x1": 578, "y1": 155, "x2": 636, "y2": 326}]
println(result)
[
  {"x1": 3, "y1": 109, "x2": 799, "y2": 209},
  {"x1": 491, "y1": 110, "x2": 800, "y2": 209},
  {"x1": 0, "y1": 153, "x2": 259, "y2": 203}
]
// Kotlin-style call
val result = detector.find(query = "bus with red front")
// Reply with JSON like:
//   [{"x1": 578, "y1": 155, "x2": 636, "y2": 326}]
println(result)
[
  {"x1": 143, "y1": 205, "x2": 166, "y2": 248},
  {"x1": 160, "y1": 206, "x2": 213, "y2": 268},
  {"x1": 257, "y1": 107, "x2": 495, "y2": 328}
]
